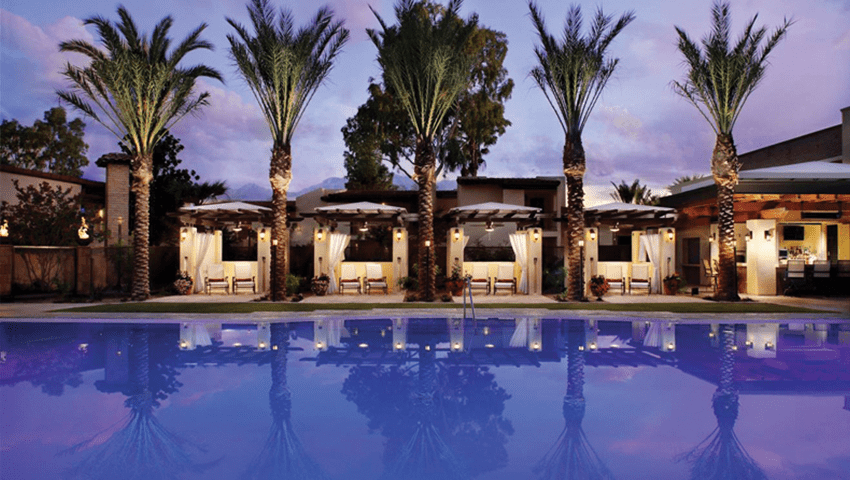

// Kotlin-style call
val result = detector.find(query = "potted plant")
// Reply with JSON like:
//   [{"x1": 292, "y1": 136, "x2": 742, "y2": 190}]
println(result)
[
  {"x1": 445, "y1": 262, "x2": 464, "y2": 296},
  {"x1": 588, "y1": 275, "x2": 609, "y2": 301},
  {"x1": 311, "y1": 274, "x2": 330, "y2": 296},
  {"x1": 663, "y1": 272, "x2": 683, "y2": 295},
  {"x1": 173, "y1": 271, "x2": 193, "y2": 295}
]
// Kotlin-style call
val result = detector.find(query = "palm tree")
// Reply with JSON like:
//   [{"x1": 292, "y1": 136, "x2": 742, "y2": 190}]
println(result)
[
  {"x1": 369, "y1": 0, "x2": 477, "y2": 301},
  {"x1": 668, "y1": 174, "x2": 708, "y2": 190},
  {"x1": 529, "y1": 3, "x2": 635, "y2": 301},
  {"x1": 672, "y1": 1, "x2": 791, "y2": 301},
  {"x1": 57, "y1": 7, "x2": 222, "y2": 300},
  {"x1": 227, "y1": 0, "x2": 349, "y2": 300},
  {"x1": 609, "y1": 179, "x2": 658, "y2": 205}
]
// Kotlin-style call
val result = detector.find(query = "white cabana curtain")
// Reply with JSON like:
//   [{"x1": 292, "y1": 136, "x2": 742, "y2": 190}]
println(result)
[
  {"x1": 327, "y1": 233, "x2": 350, "y2": 294},
  {"x1": 193, "y1": 233, "x2": 214, "y2": 293},
  {"x1": 188, "y1": 322, "x2": 212, "y2": 347},
  {"x1": 639, "y1": 234, "x2": 661, "y2": 293},
  {"x1": 326, "y1": 319, "x2": 343, "y2": 347},
  {"x1": 509, "y1": 318, "x2": 529, "y2": 347},
  {"x1": 509, "y1": 233, "x2": 529, "y2": 293}
]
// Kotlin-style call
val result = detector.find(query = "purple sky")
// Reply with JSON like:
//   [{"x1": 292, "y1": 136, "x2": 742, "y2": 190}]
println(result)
[{"x1": 2, "y1": 0, "x2": 849, "y2": 205}]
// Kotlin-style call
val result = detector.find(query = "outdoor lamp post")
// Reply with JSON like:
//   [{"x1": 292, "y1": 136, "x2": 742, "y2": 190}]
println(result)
[
  {"x1": 271, "y1": 239, "x2": 278, "y2": 302},
  {"x1": 579, "y1": 239, "x2": 585, "y2": 300}
]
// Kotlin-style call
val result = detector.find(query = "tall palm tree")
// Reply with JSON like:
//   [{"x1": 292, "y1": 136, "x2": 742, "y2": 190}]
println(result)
[
  {"x1": 57, "y1": 7, "x2": 222, "y2": 300},
  {"x1": 227, "y1": 0, "x2": 349, "y2": 300},
  {"x1": 672, "y1": 1, "x2": 790, "y2": 301},
  {"x1": 369, "y1": 0, "x2": 477, "y2": 301},
  {"x1": 529, "y1": 3, "x2": 635, "y2": 301},
  {"x1": 609, "y1": 179, "x2": 657, "y2": 205}
]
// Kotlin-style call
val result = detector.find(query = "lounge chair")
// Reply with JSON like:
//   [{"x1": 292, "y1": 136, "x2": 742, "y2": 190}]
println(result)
[
  {"x1": 703, "y1": 259, "x2": 718, "y2": 293},
  {"x1": 493, "y1": 264, "x2": 517, "y2": 295},
  {"x1": 233, "y1": 263, "x2": 256, "y2": 294},
  {"x1": 365, "y1": 263, "x2": 388, "y2": 294},
  {"x1": 629, "y1": 263, "x2": 651, "y2": 294},
  {"x1": 468, "y1": 264, "x2": 491, "y2": 295},
  {"x1": 603, "y1": 264, "x2": 625, "y2": 295},
  {"x1": 339, "y1": 264, "x2": 361, "y2": 294},
  {"x1": 812, "y1": 260, "x2": 831, "y2": 279},
  {"x1": 205, "y1": 264, "x2": 229, "y2": 295}
]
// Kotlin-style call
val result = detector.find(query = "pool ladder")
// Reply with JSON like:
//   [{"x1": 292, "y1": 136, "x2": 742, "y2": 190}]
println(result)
[{"x1": 462, "y1": 275, "x2": 476, "y2": 319}]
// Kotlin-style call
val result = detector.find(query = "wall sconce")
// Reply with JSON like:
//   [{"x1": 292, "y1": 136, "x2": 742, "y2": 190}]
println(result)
[
  {"x1": 764, "y1": 228, "x2": 774, "y2": 241},
  {"x1": 0, "y1": 219, "x2": 8, "y2": 238},
  {"x1": 709, "y1": 232, "x2": 716, "y2": 242},
  {"x1": 78, "y1": 218, "x2": 90, "y2": 240},
  {"x1": 259, "y1": 228, "x2": 267, "y2": 241},
  {"x1": 610, "y1": 222, "x2": 620, "y2": 233},
  {"x1": 532, "y1": 229, "x2": 540, "y2": 242},
  {"x1": 97, "y1": 209, "x2": 104, "y2": 219},
  {"x1": 578, "y1": 239, "x2": 585, "y2": 247},
  {"x1": 666, "y1": 229, "x2": 674, "y2": 241},
  {"x1": 745, "y1": 230, "x2": 753, "y2": 241},
  {"x1": 589, "y1": 229, "x2": 596, "y2": 241},
  {"x1": 272, "y1": 239, "x2": 278, "y2": 247},
  {"x1": 180, "y1": 228, "x2": 188, "y2": 242},
  {"x1": 484, "y1": 220, "x2": 494, "y2": 232},
  {"x1": 453, "y1": 228, "x2": 461, "y2": 242},
  {"x1": 316, "y1": 228, "x2": 324, "y2": 241},
  {"x1": 395, "y1": 229, "x2": 403, "y2": 242}
]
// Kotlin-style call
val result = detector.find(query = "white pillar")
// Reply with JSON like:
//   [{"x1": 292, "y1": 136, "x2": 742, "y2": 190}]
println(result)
[
  {"x1": 447, "y1": 226, "x2": 464, "y2": 276},
  {"x1": 392, "y1": 227, "x2": 408, "y2": 289},
  {"x1": 179, "y1": 226, "x2": 197, "y2": 276},
  {"x1": 313, "y1": 226, "x2": 329, "y2": 278},
  {"x1": 583, "y1": 227, "x2": 598, "y2": 297},
  {"x1": 661, "y1": 228, "x2": 676, "y2": 282},
  {"x1": 257, "y1": 226, "x2": 271, "y2": 293},
  {"x1": 527, "y1": 228, "x2": 543, "y2": 294},
  {"x1": 745, "y1": 219, "x2": 778, "y2": 295}
]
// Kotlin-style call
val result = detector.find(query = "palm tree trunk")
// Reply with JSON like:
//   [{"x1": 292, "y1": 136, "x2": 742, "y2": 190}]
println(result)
[
  {"x1": 270, "y1": 323, "x2": 291, "y2": 422},
  {"x1": 270, "y1": 144, "x2": 292, "y2": 301},
  {"x1": 416, "y1": 139, "x2": 436, "y2": 301},
  {"x1": 563, "y1": 137, "x2": 586, "y2": 301},
  {"x1": 131, "y1": 155, "x2": 153, "y2": 300},
  {"x1": 712, "y1": 134, "x2": 741, "y2": 301}
]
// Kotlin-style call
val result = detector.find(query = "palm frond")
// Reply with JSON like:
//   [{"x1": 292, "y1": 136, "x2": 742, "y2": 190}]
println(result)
[{"x1": 673, "y1": 1, "x2": 791, "y2": 134}]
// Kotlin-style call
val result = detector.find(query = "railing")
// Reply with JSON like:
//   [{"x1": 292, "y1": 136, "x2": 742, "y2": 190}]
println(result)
[{"x1": 462, "y1": 275, "x2": 475, "y2": 320}]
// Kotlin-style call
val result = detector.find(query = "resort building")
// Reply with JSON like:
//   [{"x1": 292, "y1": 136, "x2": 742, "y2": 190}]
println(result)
[{"x1": 661, "y1": 106, "x2": 850, "y2": 295}]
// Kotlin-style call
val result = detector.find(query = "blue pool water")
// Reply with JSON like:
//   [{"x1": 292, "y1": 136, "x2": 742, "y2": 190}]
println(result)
[{"x1": 1, "y1": 318, "x2": 849, "y2": 479}]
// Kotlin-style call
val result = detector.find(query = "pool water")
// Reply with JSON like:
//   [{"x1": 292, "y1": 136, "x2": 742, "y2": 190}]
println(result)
[{"x1": 1, "y1": 318, "x2": 848, "y2": 479}]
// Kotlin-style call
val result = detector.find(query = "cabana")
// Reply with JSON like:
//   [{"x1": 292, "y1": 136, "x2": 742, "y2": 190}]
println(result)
[
  {"x1": 176, "y1": 201, "x2": 276, "y2": 295},
  {"x1": 308, "y1": 201, "x2": 410, "y2": 294},
  {"x1": 580, "y1": 202, "x2": 677, "y2": 295},
  {"x1": 446, "y1": 202, "x2": 542, "y2": 295}
]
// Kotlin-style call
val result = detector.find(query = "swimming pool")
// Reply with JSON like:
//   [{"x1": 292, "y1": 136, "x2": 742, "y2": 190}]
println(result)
[{"x1": 1, "y1": 318, "x2": 848, "y2": 479}]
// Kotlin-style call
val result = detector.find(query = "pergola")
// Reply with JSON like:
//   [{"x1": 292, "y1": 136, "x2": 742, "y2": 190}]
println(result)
[{"x1": 445, "y1": 202, "x2": 543, "y2": 295}]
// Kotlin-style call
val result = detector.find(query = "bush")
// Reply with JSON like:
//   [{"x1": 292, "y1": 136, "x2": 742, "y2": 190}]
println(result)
[{"x1": 285, "y1": 274, "x2": 302, "y2": 296}]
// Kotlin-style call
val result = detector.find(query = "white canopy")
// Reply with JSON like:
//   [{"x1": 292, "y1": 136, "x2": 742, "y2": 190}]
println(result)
[
  {"x1": 180, "y1": 201, "x2": 270, "y2": 214},
  {"x1": 449, "y1": 202, "x2": 541, "y2": 214},
  {"x1": 315, "y1": 201, "x2": 407, "y2": 214}
]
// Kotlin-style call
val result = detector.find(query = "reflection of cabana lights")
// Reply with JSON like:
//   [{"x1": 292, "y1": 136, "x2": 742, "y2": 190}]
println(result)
[
  {"x1": 667, "y1": 342, "x2": 675, "y2": 351},
  {"x1": 531, "y1": 341, "x2": 541, "y2": 351},
  {"x1": 395, "y1": 342, "x2": 404, "y2": 350},
  {"x1": 745, "y1": 340, "x2": 753, "y2": 348},
  {"x1": 485, "y1": 343, "x2": 495, "y2": 348},
  {"x1": 483, "y1": 326, "x2": 490, "y2": 336},
  {"x1": 315, "y1": 341, "x2": 324, "y2": 349},
  {"x1": 485, "y1": 221, "x2": 494, "y2": 232},
  {"x1": 358, "y1": 343, "x2": 369, "y2": 348},
  {"x1": 589, "y1": 342, "x2": 597, "y2": 350},
  {"x1": 765, "y1": 341, "x2": 774, "y2": 350},
  {"x1": 452, "y1": 342, "x2": 462, "y2": 351}
]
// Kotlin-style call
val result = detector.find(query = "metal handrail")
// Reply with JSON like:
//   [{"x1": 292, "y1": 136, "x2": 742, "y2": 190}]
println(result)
[{"x1": 462, "y1": 275, "x2": 475, "y2": 319}]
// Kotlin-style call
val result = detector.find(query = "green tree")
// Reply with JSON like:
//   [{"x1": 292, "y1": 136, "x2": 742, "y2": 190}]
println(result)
[
  {"x1": 343, "y1": 9, "x2": 513, "y2": 184},
  {"x1": 0, "y1": 181, "x2": 85, "y2": 246},
  {"x1": 227, "y1": 0, "x2": 349, "y2": 301},
  {"x1": 0, "y1": 107, "x2": 89, "y2": 177},
  {"x1": 610, "y1": 179, "x2": 658, "y2": 205},
  {"x1": 57, "y1": 6, "x2": 222, "y2": 300},
  {"x1": 673, "y1": 1, "x2": 790, "y2": 301},
  {"x1": 529, "y1": 2, "x2": 635, "y2": 301},
  {"x1": 369, "y1": 0, "x2": 477, "y2": 301},
  {"x1": 121, "y1": 132, "x2": 227, "y2": 245}
]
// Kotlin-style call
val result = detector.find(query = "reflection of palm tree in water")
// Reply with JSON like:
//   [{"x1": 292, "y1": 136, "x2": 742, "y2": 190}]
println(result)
[
  {"x1": 62, "y1": 325, "x2": 211, "y2": 480},
  {"x1": 680, "y1": 324, "x2": 766, "y2": 480},
  {"x1": 242, "y1": 323, "x2": 327, "y2": 480},
  {"x1": 381, "y1": 341, "x2": 468, "y2": 480},
  {"x1": 535, "y1": 320, "x2": 613, "y2": 480}
]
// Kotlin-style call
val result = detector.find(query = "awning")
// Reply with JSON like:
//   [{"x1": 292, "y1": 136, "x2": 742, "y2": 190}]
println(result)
[
  {"x1": 582, "y1": 202, "x2": 676, "y2": 229},
  {"x1": 175, "y1": 201, "x2": 278, "y2": 228},
  {"x1": 447, "y1": 202, "x2": 540, "y2": 224},
  {"x1": 308, "y1": 201, "x2": 409, "y2": 225}
]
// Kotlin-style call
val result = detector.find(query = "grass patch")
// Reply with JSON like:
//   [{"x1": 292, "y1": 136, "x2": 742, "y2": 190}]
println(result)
[{"x1": 56, "y1": 301, "x2": 826, "y2": 315}]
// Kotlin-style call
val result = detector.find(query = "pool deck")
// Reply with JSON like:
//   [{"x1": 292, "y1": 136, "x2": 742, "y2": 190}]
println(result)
[{"x1": 2, "y1": 289, "x2": 847, "y2": 322}]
